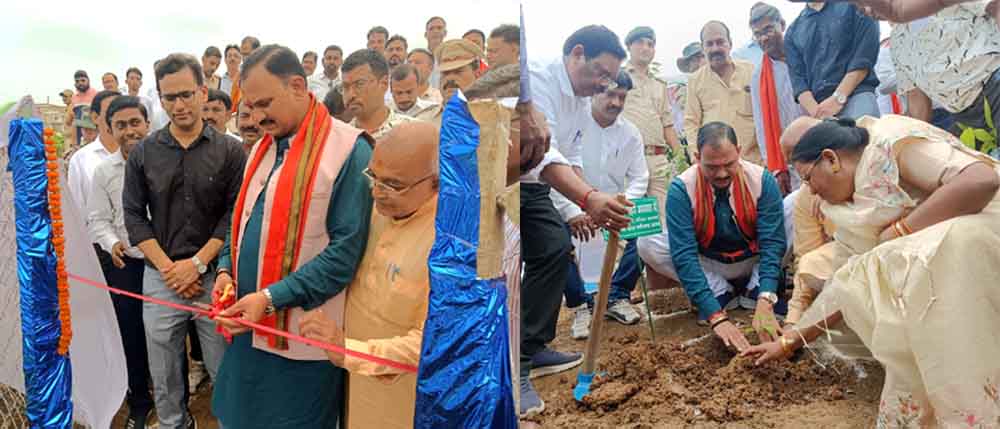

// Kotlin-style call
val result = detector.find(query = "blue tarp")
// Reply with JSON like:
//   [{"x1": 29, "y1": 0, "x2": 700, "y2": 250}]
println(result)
[
  {"x1": 9, "y1": 118, "x2": 73, "y2": 428},
  {"x1": 414, "y1": 95, "x2": 517, "y2": 428}
]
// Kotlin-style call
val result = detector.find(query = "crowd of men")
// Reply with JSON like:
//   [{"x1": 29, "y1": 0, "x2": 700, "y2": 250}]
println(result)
[
  {"x1": 60, "y1": 16, "x2": 520, "y2": 429},
  {"x1": 516, "y1": 0, "x2": 1000, "y2": 422}
]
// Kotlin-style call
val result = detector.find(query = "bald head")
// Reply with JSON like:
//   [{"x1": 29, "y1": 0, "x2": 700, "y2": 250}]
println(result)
[
  {"x1": 780, "y1": 116, "x2": 820, "y2": 160},
  {"x1": 369, "y1": 121, "x2": 440, "y2": 219},
  {"x1": 373, "y1": 121, "x2": 439, "y2": 177}
]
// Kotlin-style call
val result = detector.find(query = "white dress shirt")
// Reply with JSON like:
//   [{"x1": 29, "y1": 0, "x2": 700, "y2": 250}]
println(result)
[
  {"x1": 144, "y1": 87, "x2": 170, "y2": 132},
  {"x1": 551, "y1": 111, "x2": 650, "y2": 221},
  {"x1": 309, "y1": 74, "x2": 341, "y2": 102},
  {"x1": 520, "y1": 56, "x2": 591, "y2": 184},
  {"x1": 67, "y1": 138, "x2": 118, "y2": 232},
  {"x1": 88, "y1": 151, "x2": 144, "y2": 258},
  {"x1": 391, "y1": 97, "x2": 437, "y2": 117}
]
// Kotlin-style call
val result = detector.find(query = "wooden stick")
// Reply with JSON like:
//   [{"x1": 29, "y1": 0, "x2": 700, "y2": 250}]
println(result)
[
  {"x1": 580, "y1": 229, "x2": 621, "y2": 375},
  {"x1": 469, "y1": 100, "x2": 510, "y2": 279},
  {"x1": 638, "y1": 263, "x2": 656, "y2": 342}
]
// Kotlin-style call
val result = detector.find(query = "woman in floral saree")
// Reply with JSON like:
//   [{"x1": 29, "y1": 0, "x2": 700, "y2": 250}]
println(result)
[{"x1": 743, "y1": 115, "x2": 1000, "y2": 427}]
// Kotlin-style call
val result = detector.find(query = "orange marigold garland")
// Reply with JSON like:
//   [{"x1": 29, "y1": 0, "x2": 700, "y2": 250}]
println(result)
[{"x1": 44, "y1": 127, "x2": 72, "y2": 355}]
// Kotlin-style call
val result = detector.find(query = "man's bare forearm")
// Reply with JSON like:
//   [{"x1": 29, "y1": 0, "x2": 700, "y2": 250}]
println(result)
[{"x1": 137, "y1": 239, "x2": 172, "y2": 270}]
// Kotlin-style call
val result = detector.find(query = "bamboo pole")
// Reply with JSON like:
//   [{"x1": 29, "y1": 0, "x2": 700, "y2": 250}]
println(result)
[{"x1": 580, "y1": 229, "x2": 621, "y2": 375}]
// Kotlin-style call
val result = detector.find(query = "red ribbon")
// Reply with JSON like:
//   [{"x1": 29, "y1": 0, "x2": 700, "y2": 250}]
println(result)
[{"x1": 67, "y1": 272, "x2": 418, "y2": 373}]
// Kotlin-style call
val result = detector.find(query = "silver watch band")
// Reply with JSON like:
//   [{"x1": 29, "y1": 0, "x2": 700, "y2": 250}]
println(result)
[
  {"x1": 262, "y1": 289, "x2": 276, "y2": 315},
  {"x1": 758, "y1": 291, "x2": 779, "y2": 305}
]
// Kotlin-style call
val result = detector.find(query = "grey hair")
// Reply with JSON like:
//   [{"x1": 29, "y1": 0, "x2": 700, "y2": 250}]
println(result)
[{"x1": 749, "y1": 3, "x2": 784, "y2": 27}]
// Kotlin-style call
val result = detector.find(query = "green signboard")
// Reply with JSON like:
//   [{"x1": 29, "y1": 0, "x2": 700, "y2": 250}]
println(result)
[{"x1": 604, "y1": 197, "x2": 662, "y2": 241}]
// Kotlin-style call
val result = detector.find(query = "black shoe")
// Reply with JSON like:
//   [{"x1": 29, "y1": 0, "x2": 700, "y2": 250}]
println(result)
[
  {"x1": 124, "y1": 408, "x2": 152, "y2": 429},
  {"x1": 528, "y1": 348, "x2": 583, "y2": 379}
]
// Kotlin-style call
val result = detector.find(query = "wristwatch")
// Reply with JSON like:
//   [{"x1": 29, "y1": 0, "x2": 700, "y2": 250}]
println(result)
[
  {"x1": 192, "y1": 255, "x2": 208, "y2": 275},
  {"x1": 758, "y1": 291, "x2": 779, "y2": 306},
  {"x1": 261, "y1": 289, "x2": 276, "y2": 316},
  {"x1": 832, "y1": 91, "x2": 848, "y2": 105}
]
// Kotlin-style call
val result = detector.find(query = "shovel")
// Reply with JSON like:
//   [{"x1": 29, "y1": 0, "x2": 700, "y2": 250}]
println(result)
[{"x1": 574, "y1": 228, "x2": 621, "y2": 402}]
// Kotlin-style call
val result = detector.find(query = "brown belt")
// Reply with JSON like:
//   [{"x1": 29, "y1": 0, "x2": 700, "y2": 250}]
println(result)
[{"x1": 645, "y1": 146, "x2": 668, "y2": 156}]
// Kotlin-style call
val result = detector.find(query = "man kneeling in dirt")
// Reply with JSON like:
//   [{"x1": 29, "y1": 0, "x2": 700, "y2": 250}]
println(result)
[
  {"x1": 300, "y1": 122, "x2": 439, "y2": 429},
  {"x1": 638, "y1": 122, "x2": 789, "y2": 352}
]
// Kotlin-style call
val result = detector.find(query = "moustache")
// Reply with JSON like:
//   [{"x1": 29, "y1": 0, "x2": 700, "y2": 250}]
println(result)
[
  {"x1": 443, "y1": 80, "x2": 460, "y2": 90},
  {"x1": 709, "y1": 52, "x2": 725, "y2": 60},
  {"x1": 260, "y1": 119, "x2": 276, "y2": 128}
]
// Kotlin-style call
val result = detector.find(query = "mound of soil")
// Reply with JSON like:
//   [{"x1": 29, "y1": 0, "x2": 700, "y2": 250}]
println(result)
[
  {"x1": 645, "y1": 288, "x2": 692, "y2": 316},
  {"x1": 537, "y1": 332, "x2": 872, "y2": 427}
]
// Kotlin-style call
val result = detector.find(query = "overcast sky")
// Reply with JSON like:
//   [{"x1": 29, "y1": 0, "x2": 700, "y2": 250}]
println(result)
[
  {"x1": 1, "y1": 0, "x2": 518, "y2": 104},
  {"x1": 3, "y1": 1, "x2": 890, "y2": 105}
]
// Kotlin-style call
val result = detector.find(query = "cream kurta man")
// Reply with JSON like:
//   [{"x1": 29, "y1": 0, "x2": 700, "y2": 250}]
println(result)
[
  {"x1": 685, "y1": 21, "x2": 762, "y2": 166},
  {"x1": 300, "y1": 122, "x2": 440, "y2": 429}
]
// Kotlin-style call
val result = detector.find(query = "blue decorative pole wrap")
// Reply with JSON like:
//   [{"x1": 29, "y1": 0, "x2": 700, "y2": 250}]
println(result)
[
  {"x1": 9, "y1": 118, "x2": 73, "y2": 428},
  {"x1": 414, "y1": 95, "x2": 517, "y2": 428}
]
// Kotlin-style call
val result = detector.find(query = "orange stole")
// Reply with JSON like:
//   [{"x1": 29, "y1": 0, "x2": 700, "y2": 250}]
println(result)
[
  {"x1": 692, "y1": 165, "x2": 759, "y2": 254},
  {"x1": 759, "y1": 54, "x2": 787, "y2": 175},
  {"x1": 229, "y1": 94, "x2": 331, "y2": 349}
]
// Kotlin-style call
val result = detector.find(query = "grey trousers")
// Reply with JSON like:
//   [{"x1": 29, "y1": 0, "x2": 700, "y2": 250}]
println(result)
[
  {"x1": 143, "y1": 266, "x2": 226, "y2": 429},
  {"x1": 839, "y1": 91, "x2": 881, "y2": 120}
]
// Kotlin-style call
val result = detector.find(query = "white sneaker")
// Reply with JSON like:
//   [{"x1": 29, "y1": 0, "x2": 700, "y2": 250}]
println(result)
[
  {"x1": 606, "y1": 300, "x2": 640, "y2": 325},
  {"x1": 570, "y1": 305, "x2": 592, "y2": 340},
  {"x1": 188, "y1": 361, "x2": 207, "y2": 395}
]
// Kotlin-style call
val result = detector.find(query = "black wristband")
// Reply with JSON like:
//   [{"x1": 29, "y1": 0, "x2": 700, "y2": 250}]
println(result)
[{"x1": 710, "y1": 316, "x2": 730, "y2": 330}]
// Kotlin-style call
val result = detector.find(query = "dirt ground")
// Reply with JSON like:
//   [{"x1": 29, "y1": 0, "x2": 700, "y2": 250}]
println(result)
[{"x1": 525, "y1": 287, "x2": 885, "y2": 429}]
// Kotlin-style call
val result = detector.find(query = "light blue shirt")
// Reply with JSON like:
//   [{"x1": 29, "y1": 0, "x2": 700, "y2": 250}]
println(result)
[
  {"x1": 750, "y1": 55, "x2": 806, "y2": 189},
  {"x1": 732, "y1": 41, "x2": 764, "y2": 68}
]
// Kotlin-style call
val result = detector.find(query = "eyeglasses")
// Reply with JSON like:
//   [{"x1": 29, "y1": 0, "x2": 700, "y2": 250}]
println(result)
[
  {"x1": 363, "y1": 167, "x2": 433, "y2": 194},
  {"x1": 799, "y1": 158, "x2": 822, "y2": 184},
  {"x1": 342, "y1": 78, "x2": 373, "y2": 93},
  {"x1": 160, "y1": 90, "x2": 196, "y2": 104},
  {"x1": 752, "y1": 24, "x2": 779, "y2": 41}
]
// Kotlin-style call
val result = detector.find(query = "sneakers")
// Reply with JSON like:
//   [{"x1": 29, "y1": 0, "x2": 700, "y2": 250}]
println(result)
[
  {"x1": 529, "y1": 348, "x2": 583, "y2": 379},
  {"x1": 124, "y1": 408, "x2": 152, "y2": 429},
  {"x1": 188, "y1": 360, "x2": 207, "y2": 395},
  {"x1": 570, "y1": 305, "x2": 592, "y2": 340},
  {"x1": 606, "y1": 299, "x2": 640, "y2": 325},
  {"x1": 738, "y1": 294, "x2": 757, "y2": 310},
  {"x1": 519, "y1": 377, "x2": 545, "y2": 418}
]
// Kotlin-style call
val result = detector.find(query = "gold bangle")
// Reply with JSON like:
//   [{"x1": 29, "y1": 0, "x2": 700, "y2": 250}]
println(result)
[
  {"x1": 898, "y1": 218, "x2": 914, "y2": 235},
  {"x1": 779, "y1": 336, "x2": 796, "y2": 355},
  {"x1": 892, "y1": 221, "x2": 905, "y2": 238}
]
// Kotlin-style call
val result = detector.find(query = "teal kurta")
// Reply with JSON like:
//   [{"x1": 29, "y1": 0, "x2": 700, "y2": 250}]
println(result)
[{"x1": 211, "y1": 136, "x2": 373, "y2": 429}]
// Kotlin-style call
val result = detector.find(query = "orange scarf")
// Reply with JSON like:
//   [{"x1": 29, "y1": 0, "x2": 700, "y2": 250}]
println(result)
[
  {"x1": 692, "y1": 165, "x2": 758, "y2": 253},
  {"x1": 759, "y1": 54, "x2": 787, "y2": 175},
  {"x1": 230, "y1": 94, "x2": 331, "y2": 349},
  {"x1": 230, "y1": 79, "x2": 242, "y2": 114},
  {"x1": 890, "y1": 92, "x2": 902, "y2": 115}
]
